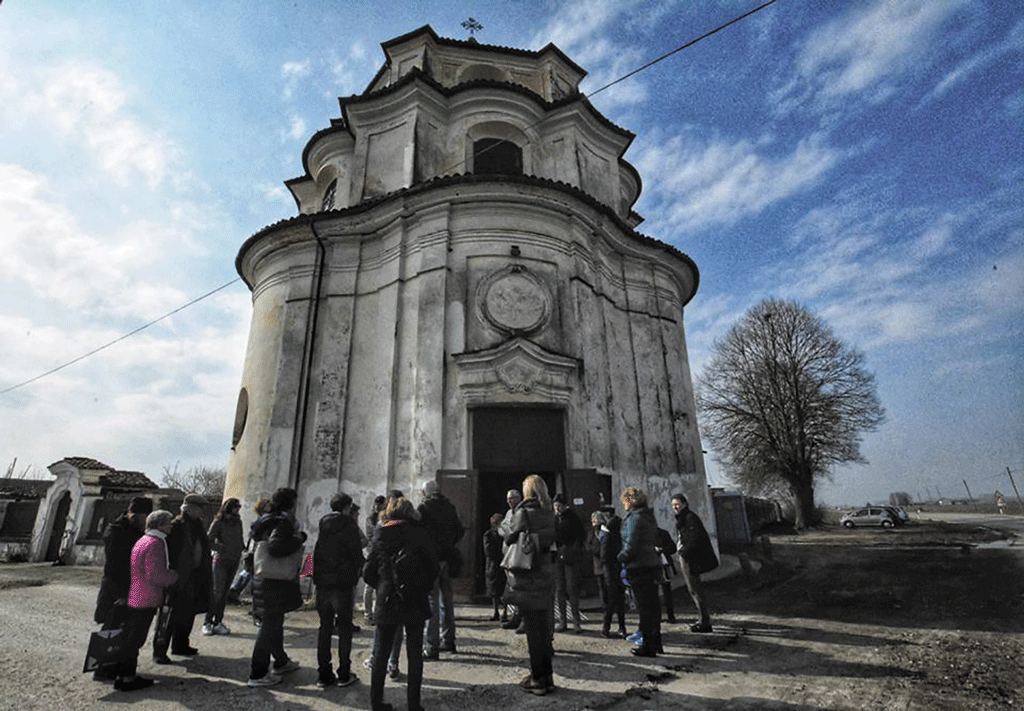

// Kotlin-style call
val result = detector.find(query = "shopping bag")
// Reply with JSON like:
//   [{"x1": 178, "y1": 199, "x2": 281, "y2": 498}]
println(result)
[{"x1": 82, "y1": 628, "x2": 125, "y2": 673}]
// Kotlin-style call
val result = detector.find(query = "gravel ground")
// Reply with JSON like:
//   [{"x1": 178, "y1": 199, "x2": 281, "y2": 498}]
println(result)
[{"x1": 2, "y1": 521, "x2": 1022, "y2": 711}]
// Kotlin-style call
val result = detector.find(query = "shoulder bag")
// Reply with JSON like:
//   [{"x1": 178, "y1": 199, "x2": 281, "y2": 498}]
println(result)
[
  {"x1": 253, "y1": 539, "x2": 304, "y2": 580},
  {"x1": 501, "y1": 529, "x2": 540, "y2": 573}
]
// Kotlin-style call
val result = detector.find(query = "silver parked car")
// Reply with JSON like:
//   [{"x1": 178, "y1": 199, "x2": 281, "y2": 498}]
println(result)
[{"x1": 841, "y1": 507, "x2": 896, "y2": 528}]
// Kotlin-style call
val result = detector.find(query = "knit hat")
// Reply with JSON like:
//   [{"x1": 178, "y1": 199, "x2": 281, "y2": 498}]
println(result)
[{"x1": 182, "y1": 493, "x2": 206, "y2": 507}]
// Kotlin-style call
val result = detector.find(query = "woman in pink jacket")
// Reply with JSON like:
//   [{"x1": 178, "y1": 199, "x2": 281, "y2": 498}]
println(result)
[{"x1": 114, "y1": 510, "x2": 179, "y2": 691}]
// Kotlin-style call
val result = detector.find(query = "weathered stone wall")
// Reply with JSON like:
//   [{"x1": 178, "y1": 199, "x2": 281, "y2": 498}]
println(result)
[{"x1": 228, "y1": 181, "x2": 708, "y2": 538}]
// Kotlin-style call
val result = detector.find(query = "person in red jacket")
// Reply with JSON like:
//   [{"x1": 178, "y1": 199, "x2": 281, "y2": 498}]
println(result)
[{"x1": 115, "y1": 510, "x2": 179, "y2": 692}]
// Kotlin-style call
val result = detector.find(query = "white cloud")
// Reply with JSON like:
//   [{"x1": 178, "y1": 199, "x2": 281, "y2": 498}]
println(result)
[
  {"x1": 330, "y1": 42, "x2": 373, "y2": 97},
  {"x1": 778, "y1": 0, "x2": 968, "y2": 111},
  {"x1": 925, "y1": 18, "x2": 1024, "y2": 104},
  {"x1": 765, "y1": 196, "x2": 1023, "y2": 353},
  {"x1": 4, "y1": 61, "x2": 175, "y2": 188},
  {"x1": 635, "y1": 131, "x2": 843, "y2": 233},
  {"x1": 281, "y1": 59, "x2": 311, "y2": 100},
  {"x1": 287, "y1": 112, "x2": 307, "y2": 141}
]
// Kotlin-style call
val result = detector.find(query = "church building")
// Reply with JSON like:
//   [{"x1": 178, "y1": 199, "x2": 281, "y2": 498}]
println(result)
[{"x1": 224, "y1": 26, "x2": 711, "y2": 596}]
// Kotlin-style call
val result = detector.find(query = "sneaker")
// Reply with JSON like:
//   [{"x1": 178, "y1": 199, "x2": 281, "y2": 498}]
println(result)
[
  {"x1": 153, "y1": 655, "x2": 173, "y2": 665},
  {"x1": 272, "y1": 659, "x2": 300, "y2": 675},
  {"x1": 201, "y1": 623, "x2": 215, "y2": 636},
  {"x1": 171, "y1": 646, "x2": 199, "y2": 656},
  {"x1": 337, "y1": 672, "x2": 358, "y2": 687},
  {"x1": 422, "y1": 649, "x2": 439, "y2": 661},
  {"x1": 213, "y1": 623, "x2": 231, "y2": 635},
  {"x1": 362, "y1": 657, "x2": 374, "y2": 670},
  {"x1": 316, "y1": 675, "x2": 336, "y2": 689},
  {"x1": 247, "y1": 674, "x2": 281, "y2": 688},
  {"x1": 626, "y1": 631, "x2": 642, "y2": 642},
  {"x1": 387, "y1": 663, "x2": 399, "y2": 679}
]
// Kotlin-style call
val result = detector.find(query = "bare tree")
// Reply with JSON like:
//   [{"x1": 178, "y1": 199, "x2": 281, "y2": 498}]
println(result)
[
  {"x1": 697, "y1": 299, "x2": 885, "y2": 529},
  {"x1": 161, "y1": 462, "x2": 226, "y2": 500}
]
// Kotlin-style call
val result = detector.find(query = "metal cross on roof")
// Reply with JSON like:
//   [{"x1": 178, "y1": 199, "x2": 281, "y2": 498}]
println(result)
[{"x1": 461, "y1": 18, "x2": 483, "y2": 36}]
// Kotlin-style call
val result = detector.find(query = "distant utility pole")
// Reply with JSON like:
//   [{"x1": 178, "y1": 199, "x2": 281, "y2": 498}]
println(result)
[
  {"x1": 963, "y1": 479, "x2": 973, "y2": 502},
  {"x1": 1008, "y1": 467, "x2": 1024, "y2": 513}
]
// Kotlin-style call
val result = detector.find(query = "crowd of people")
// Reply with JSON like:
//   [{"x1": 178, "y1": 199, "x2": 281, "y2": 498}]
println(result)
[{"x1": 89, "y1": 477, "x2": 718, "y2": 710}]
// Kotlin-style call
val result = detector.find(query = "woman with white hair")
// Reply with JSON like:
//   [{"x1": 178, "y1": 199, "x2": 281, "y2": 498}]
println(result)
[{"x1": 114, "y1": 510, "x2": 178, "y2": 692}]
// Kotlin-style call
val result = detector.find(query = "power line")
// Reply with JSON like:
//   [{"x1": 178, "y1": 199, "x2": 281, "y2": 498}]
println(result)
[
  {"x1": 588, "y1": 0, "x2": 779, "y2": 99},
  {"x1": 1, "y1": 278, "x2": 242, "y2": 395},
  {"x1": 2, "y1": 3, "x2": 778, "y2": 395},
  {"x1": 450, "y1": 0, "x2": 779, "y2": 174}
]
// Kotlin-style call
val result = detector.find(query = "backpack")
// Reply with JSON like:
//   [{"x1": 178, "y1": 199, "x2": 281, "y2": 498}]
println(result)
[{"x1": 390, "y1": 542, "x2": 438, "y2": 602}]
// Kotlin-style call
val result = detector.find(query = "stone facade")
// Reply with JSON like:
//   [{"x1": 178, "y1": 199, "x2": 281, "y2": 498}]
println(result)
[{"x1": 225, "y1": 27, "x2": 713, "y2": 587}]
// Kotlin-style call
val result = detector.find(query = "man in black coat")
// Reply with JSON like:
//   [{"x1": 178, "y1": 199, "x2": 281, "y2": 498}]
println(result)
[
  {"x1": 312, "y1": 493, "x2": 364, "y2": 688},
  {"x1": 154, "y1": 494, "x2": 213, "y2": 662},
  {"x1": 417, "y1": 479, "x2": 464, "y2": 658},
  {"x1": 91, "y1": 496, "x2": 153, "y2": 681},
  {"x1": 552, "y1": 493, "x2": 586, "y2": 633},
  {"x1": 671, "y1": 493, "x2": 718, "y2": 633}
]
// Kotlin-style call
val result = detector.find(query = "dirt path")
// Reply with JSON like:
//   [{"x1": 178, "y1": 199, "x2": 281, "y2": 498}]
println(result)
[{"x1": 1, "y1": 521, "x2": 1021, "y2": 710}]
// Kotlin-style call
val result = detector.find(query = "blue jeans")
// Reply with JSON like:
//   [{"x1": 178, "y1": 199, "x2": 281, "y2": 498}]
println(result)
[
  {"x1": 316, "y1": 585, "x2": 354, "y2": 679},
  {"x1": 372, "y1": 620, "x2": 423, "y2": 711},
  {"x1": 249, "y1": 605, "x2": 288, "y2": 679},
  {"x1": 424, "y1": 560, "x2": 454, "y2": 652},
  {"x1": 205, "y1": 557, "x2": 239, "y2": 626}
]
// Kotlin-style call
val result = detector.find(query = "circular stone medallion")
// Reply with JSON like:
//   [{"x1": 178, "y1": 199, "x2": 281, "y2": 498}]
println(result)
[{"x1": 480, "y1": 268, "x2": 550, "y2": 335}]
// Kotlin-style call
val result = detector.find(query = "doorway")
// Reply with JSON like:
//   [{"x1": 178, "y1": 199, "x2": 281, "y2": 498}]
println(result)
[
  {"x1": 468, "y1": 406, "x2": 565, "y2": 596},
  {"x1": 45, "y1": 491, "x2": 72, "y2": 562}
]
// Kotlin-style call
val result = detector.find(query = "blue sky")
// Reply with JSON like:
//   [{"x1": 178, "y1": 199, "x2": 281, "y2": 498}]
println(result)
[{"x1": 1, "y1": 1, "x2": 1021, "y2": 507}]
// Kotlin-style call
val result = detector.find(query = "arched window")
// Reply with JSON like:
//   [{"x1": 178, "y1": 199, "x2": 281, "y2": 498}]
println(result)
[
  {"x1": 321, "y1": 179, "x2": 337, "y2": 211},
  {"x1": 473, "y1": 139, "x2": 522, "y2": 176}
]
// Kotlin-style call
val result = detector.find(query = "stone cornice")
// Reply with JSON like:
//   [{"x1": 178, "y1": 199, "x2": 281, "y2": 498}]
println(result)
[{"x1": 237, "y1": 173, "x2": 699, "y2": 304}]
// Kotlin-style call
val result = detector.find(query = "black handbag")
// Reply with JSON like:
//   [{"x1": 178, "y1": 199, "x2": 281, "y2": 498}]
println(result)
[{"x1": 82, "y1": 627, "x2": 126, "y2": 673}]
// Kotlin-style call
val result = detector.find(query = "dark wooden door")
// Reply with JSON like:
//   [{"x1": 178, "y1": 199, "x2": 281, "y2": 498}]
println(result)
[
  {"x1": 562, "y1": 468, "x2": 611, "y2": 527},
  {"x1": 562, "y1": 469, "x2": 611, "y2": 595},
  {"x1": 436, "y1": 469, "x2": 478, "y2": 598}
]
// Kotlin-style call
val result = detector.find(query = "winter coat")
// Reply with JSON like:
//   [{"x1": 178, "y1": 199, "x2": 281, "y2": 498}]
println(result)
[
  {"x1": 128, "y1": 531, "x2": 179, "y2": 609},
  {"x1": 166, "y1": 513, "x2": 213, "y2": 613},
  {"x1": 599, "y1": 522, "x2": 624, "y2": 588},
  {"x1": 250, "y1": 511, "x2": 306, "y2": 618},
  {"x1": 207, "y1": 514, "x2": 244, "y2": 563},
  {"x1": 312, "y1": 511, "x2": 364, "y2": 589},
  {"x1": 483, "y1": 527, "x2": 505, "y2": 598},
  {"x1": 656, "y1": 527, "x2": 678, "y2": 576},
  {"x1": 417, "y1": 493, "x2": 465, "y2": 564},
  {"x1": 618, "y1": 505, "x2": 661, "y2": 571},
  {"x1": 674, "y1": 508, "x2": 719, "y2": 575},
  {"x1": 502, "y1": 497, "x2": 556, "y2": 611},
  {"x1": 362, "y1": 519, "x2": 438, "y2": 626},
  {"x1": 94, "y1": 513, "x2": 144, "y2": 623},
  {"x1": 555, "y1": 506, "x2": 586, "y2": 565},
  {"x1": 585, "y1": 525, "x2": 603, "y2": 576}
]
